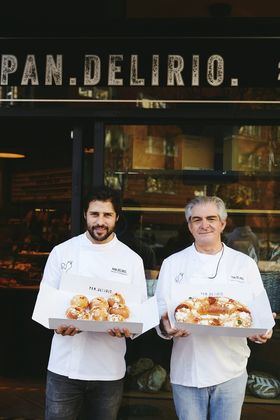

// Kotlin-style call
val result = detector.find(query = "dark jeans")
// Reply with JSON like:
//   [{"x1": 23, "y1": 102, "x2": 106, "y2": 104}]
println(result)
[{"x1": 45, "y1": 370, "x2": 124, "y2": 420}]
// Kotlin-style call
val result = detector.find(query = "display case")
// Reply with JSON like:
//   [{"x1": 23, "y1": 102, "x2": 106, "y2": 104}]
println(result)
[
  {"x1": 0, "y1": 207, "x2": 70, "y2": 288},
  {"x1": 0, "y1": 251, "x2": 49, "y2": 288}
]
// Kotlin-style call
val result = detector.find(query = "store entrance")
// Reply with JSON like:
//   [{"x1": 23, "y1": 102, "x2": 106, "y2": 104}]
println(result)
[
  {"x1": 0, "y1": 118, "x2": 73, "y2": 264},
  {"x1": 0, "y1": 117, "x2": 74, "y2": 377}
]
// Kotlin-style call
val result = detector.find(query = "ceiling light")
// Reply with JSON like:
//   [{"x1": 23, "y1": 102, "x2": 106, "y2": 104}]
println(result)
[{"x1": 0, "y1": 152, "x2": 26, "y2": 158}]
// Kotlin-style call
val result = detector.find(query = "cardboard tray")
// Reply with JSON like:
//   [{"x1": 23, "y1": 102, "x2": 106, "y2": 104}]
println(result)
[
  {"x1": 173, "y1": 321, "x2": 269, "y2": 337},
  {"x1": 168, "y1": 285, "x2": 275, "y2": 337},
  {"x1": 49, "y1": 318, "x2": 143, "y2": 334},
  {"x1": 32, "y1": 274, "x2": 159, "y2": 335}
]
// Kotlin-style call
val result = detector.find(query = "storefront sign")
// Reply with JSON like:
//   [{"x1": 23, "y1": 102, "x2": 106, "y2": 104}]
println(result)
[{"x1": 0, "y1": 37, "x2": 280, "y2": 102}]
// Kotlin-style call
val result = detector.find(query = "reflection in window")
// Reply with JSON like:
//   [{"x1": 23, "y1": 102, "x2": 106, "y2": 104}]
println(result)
[{"x1": 104, "y1": 124, "x2": 280, "y2": 280}]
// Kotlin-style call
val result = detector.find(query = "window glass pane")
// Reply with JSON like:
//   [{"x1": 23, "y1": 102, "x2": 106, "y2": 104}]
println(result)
[
  {"x1": 0, "y1": 120, "x2": 72, "y2": 287},
  {"x1": 105, "y1": 123, "x2": 280, "y2": 307}
]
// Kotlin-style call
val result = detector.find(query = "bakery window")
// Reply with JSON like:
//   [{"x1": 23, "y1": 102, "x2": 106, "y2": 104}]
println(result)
[
  {"x1": 0, "y1": 119, "x2": 72, "y2": 288},
  {"x1": 105, "y1": 123, "x2": 280, "y2": 307},
  {"x1": 104, "y1": 123, "x2": 280, "y2": 406}
]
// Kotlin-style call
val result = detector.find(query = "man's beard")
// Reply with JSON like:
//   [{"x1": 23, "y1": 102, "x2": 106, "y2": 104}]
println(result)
[{"x1": 87, "y1": 224, "x2": 115, "y2": 242}]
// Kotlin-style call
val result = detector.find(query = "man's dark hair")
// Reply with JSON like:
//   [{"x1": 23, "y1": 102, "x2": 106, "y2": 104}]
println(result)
[{"x1": 83, "y1": 186, "x2": 122, "y2": 216}]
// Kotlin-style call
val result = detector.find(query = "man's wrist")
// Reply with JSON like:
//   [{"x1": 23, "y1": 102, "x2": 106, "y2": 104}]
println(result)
[{"x1": 159, "y1": 318, "x2": 169, "y2": 337}]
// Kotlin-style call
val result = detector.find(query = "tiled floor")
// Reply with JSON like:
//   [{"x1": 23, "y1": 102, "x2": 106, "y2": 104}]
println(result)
[{"x1": 1, "y1": 376, "x2": 280, "y2": 420}]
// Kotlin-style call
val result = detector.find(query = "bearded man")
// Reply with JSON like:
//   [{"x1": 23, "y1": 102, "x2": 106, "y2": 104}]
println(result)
[{"x1": 40, "y1": 186, "x2": 147, "y2": 420}]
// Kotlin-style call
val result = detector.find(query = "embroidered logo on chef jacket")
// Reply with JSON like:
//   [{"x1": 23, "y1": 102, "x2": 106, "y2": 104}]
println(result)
[
  {"x1": 111, "y1": 267, "x2": 128, "y2": 275},
  {"x1": 175, "y1": 272, "x2": 184, "y2": 283},
  {"x1": 61, "y1": 261, "x2": 73, "y2": 272},
  {"x1": 230, "y1": 275, "x2": 245, "y2": 283}
]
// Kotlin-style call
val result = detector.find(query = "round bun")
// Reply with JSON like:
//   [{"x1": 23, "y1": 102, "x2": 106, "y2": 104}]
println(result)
[
  {"x1": 109, "y1": 303, "x2": 130, "y2": 319},
  {"x1": 70, "y1": 294, "x2": 89, "y2": 309},
  {"x1": 108, "y1": 313, "x2": 125, "y2": 322},
  {"x1": 175, "y1": 296, "x2": 252, "y2": 327},
  {"x1": 65, "y1": 306, "x2": 84, "y2": 319},
  {"x1": 66, "y1": 293, "x2": 129, "y2": 323},
  {"x1": 80, "y1": 311, "x2": 91, "y2": 320},
  {"x1": 89, "y1": 307, "x2": 108, "y2": 321},
  {"x1": 108, "y1": 293, "x2": 125, "y2": 307},
  {"x1": 89, "y1": 296, "x2": 109, "y2": 310}
]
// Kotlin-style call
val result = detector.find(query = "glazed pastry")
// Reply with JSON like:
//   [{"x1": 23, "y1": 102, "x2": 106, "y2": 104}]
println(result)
[
  {"x1": 108, "y1": 293, "x2": 125, "y2": 307},
  {"x1": 89, "y1": 296, "x2": 109, "y2": 310},
  {"x1": 80, "y1": 311, "x2": 91, "y2": 320},
  {"x1": 70, "y1": 294, "x2": 89, "y2": 309},
  {"x1": 107, "y1": 313, "x2": 125, "y2": 322},
  {"x1": 66, "y1": 293, "x2": 129, "y2": 323},
  {"x1": 89, "y1": 306, "x2": 108, "y2": 321},
  {"x1": 65, "y1": 306, "x2": 85, "y2": 319},
  {"x1": 109, "y1": 303, "x2": 130, "y2": 319},
  {"x1": 175, "y1": 296, "x2": 252, "y2": 327}
]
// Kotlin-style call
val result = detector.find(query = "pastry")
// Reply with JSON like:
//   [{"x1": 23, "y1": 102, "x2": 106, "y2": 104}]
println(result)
[
  {"x1": 175, "y1": 296, "x2": 252, "y2": 327},
  {"x1": 89, "y1": 296, "x2": 109, "y2": 310},
  {"x1": 107, "y1": 313, "x2": 125, "y2": 322},
  {"x1": 70, "y1": 294, "x2": 89, "y2": 309},
  {"x1": 89, "y1": 306, "x2": 108, "y2": 321},
  {"x1": 65, "y1": 293, "x2": 130, "y2": 322},
  {"x1": 109, "y1": 303, "x2": 130, "y2": 319},
  {"x1": 108, "y1": 293, "x2": 125, "y2": 307},
  {"x1": 65, "y1": 306, "x2": 85, "y2": 319}
]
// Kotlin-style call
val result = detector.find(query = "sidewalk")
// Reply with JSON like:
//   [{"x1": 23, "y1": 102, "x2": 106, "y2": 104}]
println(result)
[
  {"x1": 1, "y1": 375, "x2": 280, "y2": 420},
  {"x1": 0, "y1": 376, "x2": 45, "y2": 419}
]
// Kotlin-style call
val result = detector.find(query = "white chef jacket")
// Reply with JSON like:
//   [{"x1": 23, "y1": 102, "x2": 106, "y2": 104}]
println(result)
[
  {"x1": 156, "y1": 243, "x2": 266, "y2": 388},
  {"x1": 41, "y1": 232, "x2": 147, "y2": 381}
]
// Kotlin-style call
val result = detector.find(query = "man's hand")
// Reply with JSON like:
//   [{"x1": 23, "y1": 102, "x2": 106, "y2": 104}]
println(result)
[
  {"x1": 248, "y1": 312, "x2": 276, "y2": 344},
  {"x1": 54, "y1": 325, "x2": 81, "y2": 336},
  {"x1": 160, "y1": 312, "x2": 190, "y2": 338},
  {"x1": 108, "y1": 327, "x2": 132, "y2": 338}
]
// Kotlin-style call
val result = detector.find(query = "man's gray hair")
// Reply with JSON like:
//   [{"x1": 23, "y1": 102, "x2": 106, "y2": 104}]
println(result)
[{"x1": 185, "y1": 196, "x2": 228, "y2": 222}]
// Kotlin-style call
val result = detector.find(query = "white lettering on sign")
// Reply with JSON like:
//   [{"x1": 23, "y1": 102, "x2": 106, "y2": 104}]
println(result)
[
  {"x1": 45, "y1": 55, "x2": 63, "y2": 85},
  {"x1": 84, "y1": 55, "x2": 101, "y2": 85},
  {"x1": 108, "y1": 54, "x2": 123, "y2": 86},
  {"x1": 130, "y1": 54, "x2": 145, "y2": 86},
  {"x1": 1, "y1": 55, "x2": 18, "y2": 85},
  {"x1": 151, "y1": 54, "x2": 159, "y2": 86},
  {"x1": 2, "y1": 52, "x2": 278, "y2": 88},
  {"x1": 207, "y1": 54, "x2": 224, "y2": 86},
  {"x1": 21, "y1": 55, "x2": 39, "y2": 85},
  {"x1": 167, "y1": 55, "x2": 184, "y2": 86},
  {"x1": 192, "y1": 54, "x2": 199, "y2": 86}
]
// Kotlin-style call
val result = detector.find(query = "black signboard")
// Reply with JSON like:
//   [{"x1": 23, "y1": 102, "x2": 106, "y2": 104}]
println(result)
[{"x1": 0, "y1": 37, "x2": 280, "y2": 102}]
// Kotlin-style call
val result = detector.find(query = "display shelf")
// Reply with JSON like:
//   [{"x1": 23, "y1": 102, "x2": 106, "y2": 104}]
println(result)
[
  {"x1": 244, "y1": 395, "x2": 280, "y2": 405},
  {"x1": 0, "y1": 284, "x2": 39, "y2": 290},
  {"x1": 115, "y1": 169, "x2": 280, "y2": 179},
  {"x1": 122, "y1": 206, "x2": 280, "y2": 215},
  {"x1": 123, "y1": 390, "x2": 280, "y2": 405},
  {"x1": 123, "y1": 390, "x2": 172, "y2": 400}
]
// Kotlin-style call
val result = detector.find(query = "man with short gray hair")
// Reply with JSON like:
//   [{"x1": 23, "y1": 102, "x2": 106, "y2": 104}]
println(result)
[{"x1": 156, "y1": 196, "x2": 274, "y2": 420}]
